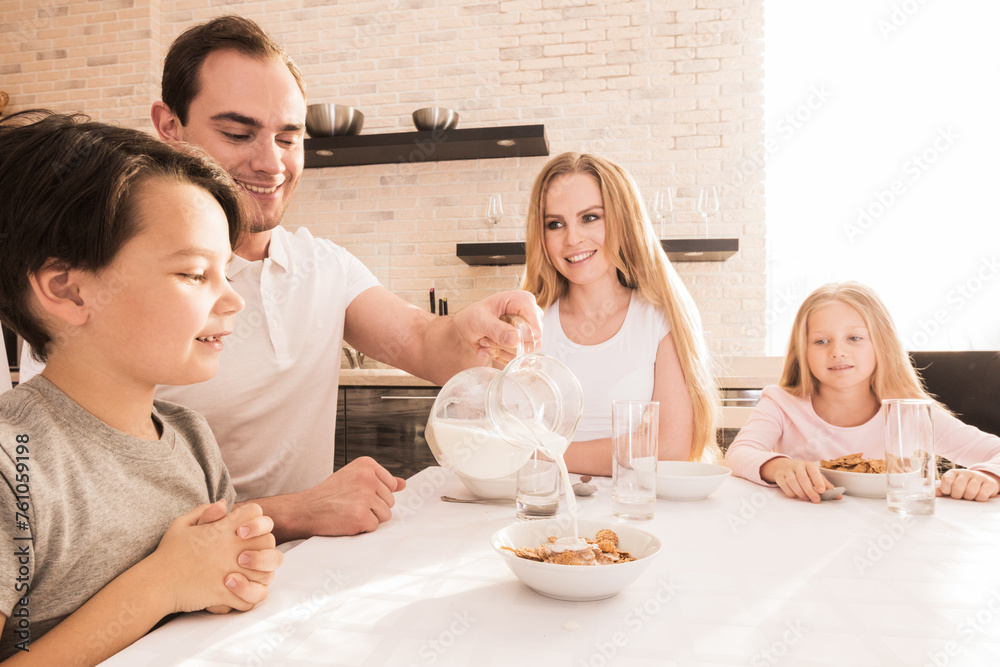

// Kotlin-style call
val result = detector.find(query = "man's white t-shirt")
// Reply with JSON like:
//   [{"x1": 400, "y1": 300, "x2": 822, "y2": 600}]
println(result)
[{"x1": 159, "y1": 225, "x2": 380, "y2": 500}]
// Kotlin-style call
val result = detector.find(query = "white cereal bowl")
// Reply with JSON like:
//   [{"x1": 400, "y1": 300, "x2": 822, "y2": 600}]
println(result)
[
  {"x1": 656, "y1": 461, "x2": 732, "y2": 500},
  {"x1": 455, "y1": 471, "x2": 517, "y2": 500},
  {"x1": 820, "y1": 468, "x2": 889, "y2": 498},
  {"x1": 491, "y1": 519, "x2": 662, "y2": 601}
]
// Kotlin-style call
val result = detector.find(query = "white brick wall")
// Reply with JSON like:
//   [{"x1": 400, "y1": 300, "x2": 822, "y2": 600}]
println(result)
[{"x1": 0, "y1": 0, "x2": 766, "y2": 355}]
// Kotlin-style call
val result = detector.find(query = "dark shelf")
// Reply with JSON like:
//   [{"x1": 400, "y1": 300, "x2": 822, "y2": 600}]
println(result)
[
  {"x1": 456, "y1": 238, "x2": 739, "y2": 266},
  {"x1": 304, "y1": 124, "x2": 549, "y2": 168},
  {"x1": 660, "y1": 238, "x2": 739, "y2": 262}
]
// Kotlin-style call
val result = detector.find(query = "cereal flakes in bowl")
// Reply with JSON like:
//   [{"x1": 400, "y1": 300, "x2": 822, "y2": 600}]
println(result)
[
  {"x1": 491, "y1": 519, "x2": 662, "y2": 601},
  {"x1": 819, "y1": 453, "x2": 889, "y2": 498}
]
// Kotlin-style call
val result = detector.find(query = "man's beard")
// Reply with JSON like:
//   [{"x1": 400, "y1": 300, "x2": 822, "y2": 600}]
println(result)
[{"x1": 242, "y1": 194, "x2": 286, "y2": 233}]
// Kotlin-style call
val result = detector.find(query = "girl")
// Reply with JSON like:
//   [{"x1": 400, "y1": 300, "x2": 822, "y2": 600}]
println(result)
[
  {"x1": 726, "y1": 282, "x2": 1000, "y2": 502},
  {"x1": 521, "y1": 152, "x2": 719, "y2": 476}
]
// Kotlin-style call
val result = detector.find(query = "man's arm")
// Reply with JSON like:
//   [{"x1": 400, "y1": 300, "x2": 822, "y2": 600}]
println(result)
[
  {"x1": 241, "y1": 456, "x2": 407, "y2": 543},
  {"x1": 246, "y1": 287, "x2": 541, "y2": 543},
  {"x1": 343, "y1": 286, "x2": 542, "y2": 386}
]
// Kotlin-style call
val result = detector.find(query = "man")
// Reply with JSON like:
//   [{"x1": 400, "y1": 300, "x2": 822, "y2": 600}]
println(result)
[{"x1": 147, "y1": 16, "x2": 539, "y2": 542}]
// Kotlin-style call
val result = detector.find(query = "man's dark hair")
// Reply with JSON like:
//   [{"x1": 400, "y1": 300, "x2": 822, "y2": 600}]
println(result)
[
  {"x1": 161, "y1": 15, "x2": 306, "y2": 125},
  {"x1": 0, "y1": 110, "x2": 247, "y2": 361}
]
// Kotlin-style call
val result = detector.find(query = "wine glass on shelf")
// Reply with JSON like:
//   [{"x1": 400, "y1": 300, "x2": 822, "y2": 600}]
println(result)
[
  {"x1": 652, "y1": 189, "x2": 673, "y2": 238},
  {"x1": 697, "y1": 186, "x2": 719, "y2": 238},
  {"x1": 486, "y1": 194, "x2": 503, "y2": 241}
]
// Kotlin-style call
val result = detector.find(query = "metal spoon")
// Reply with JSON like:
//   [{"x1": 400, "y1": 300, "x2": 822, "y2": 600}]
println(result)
[
  {"x1": 572, "y1": 475, "x2": 597, "y2": 497},
  {"x1": 440, "y1": 495, "x2": 513, "y2": 506},
  {"x1": 441, "y1": 475, "x2": 598, "y2": 504},
  {"x1": 819, "y1": 486, "x2": 845, "y2": 501}
]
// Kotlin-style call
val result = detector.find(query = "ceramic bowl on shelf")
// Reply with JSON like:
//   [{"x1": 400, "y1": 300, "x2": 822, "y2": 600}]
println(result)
[
  {"x1": 412, "y1": 107, "x2": 459, "y2": 131},
  {"x1": 491, "y1": 519, "x2": 662, "y2": 601},
  {"x1": 655, "y1": 461, "x2": 731, "y2": 500},
  {"x1": 305, "y1": 104, "x2": 364, "y2": 137}
]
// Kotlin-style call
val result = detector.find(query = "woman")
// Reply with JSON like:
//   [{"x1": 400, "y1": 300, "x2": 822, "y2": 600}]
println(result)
[{"x1": 521, "y1": 152, "x2": 719, "y2": 476}]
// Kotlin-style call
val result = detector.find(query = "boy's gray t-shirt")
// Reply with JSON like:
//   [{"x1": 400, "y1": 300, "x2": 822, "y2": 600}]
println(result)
[{"x1": 0, "y1": 376, "x2": 235, "y2": 658}]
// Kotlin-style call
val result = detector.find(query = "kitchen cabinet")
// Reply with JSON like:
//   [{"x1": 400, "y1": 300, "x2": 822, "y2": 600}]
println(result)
[
  {"x1": 336, "y1": 384, "x2": 745, "y2": 473},
  {"x1": 718, "y1": 388, "x2": 762, "y2": 453},
  {"x1": 333, "y1": 360, "x2": 780, "y2": 476},
  {"x1": 338, "y1": 386, "x2": 440, "y2": 479},
  {"x1": 335, "y1": 387, "x2": 346, "y2": 470}
]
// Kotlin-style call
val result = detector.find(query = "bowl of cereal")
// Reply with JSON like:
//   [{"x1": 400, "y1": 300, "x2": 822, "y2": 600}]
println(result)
[
  {"x1": 491, "y1": 519, "x2": 662, "y2": 601},
  {"x1": 656, "y1": 461, "x2": 732, "y2": 500},
  {"x1": 819, "y1": 468, "x2": 888, "y2": 498},
  {"x1": 819, "y1": 453, "x2": 896, "y2": 498}
]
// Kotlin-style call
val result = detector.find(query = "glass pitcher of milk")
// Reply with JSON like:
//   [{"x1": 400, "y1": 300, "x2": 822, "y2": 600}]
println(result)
[{"x1": 425, "y1": 319, "x2": 583, "y2": 496}]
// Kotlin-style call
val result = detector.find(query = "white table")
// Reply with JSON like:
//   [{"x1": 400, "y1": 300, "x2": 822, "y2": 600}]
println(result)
[{"x1": 105, "y1": 468, "x2": 1000, "y2": 666}]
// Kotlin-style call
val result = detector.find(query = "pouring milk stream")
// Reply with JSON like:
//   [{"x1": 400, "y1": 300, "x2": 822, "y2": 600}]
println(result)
[{"x1": 425, "y1": 316, "x2": 589, "y2": 548}]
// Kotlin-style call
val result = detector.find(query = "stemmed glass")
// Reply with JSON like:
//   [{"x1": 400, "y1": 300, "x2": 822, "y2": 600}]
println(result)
[
  {"x1": 486, "y1": 194, "x2": 503, "y2": 241},
  {"x1": 697, "y1": 186, "x2": 719, "y2": 238},
  {"x1": 652, "y1": 189, "x2": 673, "y2": 238}
]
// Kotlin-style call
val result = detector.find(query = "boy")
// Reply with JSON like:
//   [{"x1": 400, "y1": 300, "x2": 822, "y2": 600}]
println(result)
[{"x1": 0, "y1": 111, "x2": 282, "y2": 664}]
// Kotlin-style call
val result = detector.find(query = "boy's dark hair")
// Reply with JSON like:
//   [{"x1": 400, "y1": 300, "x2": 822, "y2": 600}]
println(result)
[
  {"x1": 0, "y1": 110, "x2": 247, "y2": 361},
  {"x1": 162, "y1": 15, "x2": 306, "y2": 125}
]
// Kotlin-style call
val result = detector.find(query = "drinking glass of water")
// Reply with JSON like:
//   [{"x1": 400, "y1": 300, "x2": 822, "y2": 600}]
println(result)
[
  {"x1": 611, "y1": 400, "x2": 659, "y2": 520},
  {"x1": 884, "y1": 398, "x2": 936, "y2": 515},
  {"x1": 515, "y1": 449, "x2": 560, "y2": 520}
]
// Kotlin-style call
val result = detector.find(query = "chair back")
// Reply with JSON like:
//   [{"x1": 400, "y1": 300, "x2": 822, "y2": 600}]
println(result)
[{"x1": 910, "y1": 351, "x2": 1000, "y2": 437}]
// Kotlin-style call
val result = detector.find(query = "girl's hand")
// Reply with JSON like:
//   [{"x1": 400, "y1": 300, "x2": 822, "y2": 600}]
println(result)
[
  {"x1": 938, "y1": 469, "x2": 1000, "y2": 501},
  {"x1": 760, "y1": 457, "x2": 835, "y2": 503},
  {"x1": 150, "y1": 502, "x2": 280, "y2": 614}
]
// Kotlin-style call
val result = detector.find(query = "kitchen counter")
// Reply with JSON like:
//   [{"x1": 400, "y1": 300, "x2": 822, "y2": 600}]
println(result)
[
  {"x1": 339, "y1": 368, "x2": 438, "y2": 387},
  {"x1": 339, "y1": 357, "x2": 783, "y2": 433},
  {"x1": 713, "y1": 355, "x2": 784, "y2": 389},
  {"x1": 338, "y1": 356, "x2": 784, "y2": 391}
]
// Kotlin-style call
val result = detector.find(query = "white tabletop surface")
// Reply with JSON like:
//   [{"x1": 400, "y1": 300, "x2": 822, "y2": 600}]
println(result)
[{"x1": 104, "y1": 467, "x2": 1000, "y2": 666}]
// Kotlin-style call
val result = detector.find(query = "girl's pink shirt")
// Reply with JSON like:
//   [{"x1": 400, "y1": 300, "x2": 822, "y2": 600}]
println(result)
[{"x1": 726, "y1": 385, "x2": 1000, "y2": 485}]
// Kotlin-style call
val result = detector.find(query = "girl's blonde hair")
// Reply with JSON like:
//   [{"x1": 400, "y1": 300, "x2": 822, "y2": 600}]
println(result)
[
  {"x1": 780, "y1": 281, "x2": 932, "y2": 402},
  {"x1": 520, "y1": 152, "x2": 720, "y2": 462}
]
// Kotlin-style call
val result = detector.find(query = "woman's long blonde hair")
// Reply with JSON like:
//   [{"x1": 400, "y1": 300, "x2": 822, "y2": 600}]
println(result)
[
  {"x1": 520, "y1": 152, "x2": 720, "y2": 462},
  {"x1": 780, "y1": 282, "x2": 933, "y2": 402}
]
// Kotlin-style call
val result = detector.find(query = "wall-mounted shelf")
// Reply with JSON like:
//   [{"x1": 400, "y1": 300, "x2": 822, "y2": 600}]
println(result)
[
  {"x1": 456, "y1": 238, "x2": 739, "y2": 266},
  {"x1": 304, "y1": 124, "x2": 549, "y2": 168}
]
